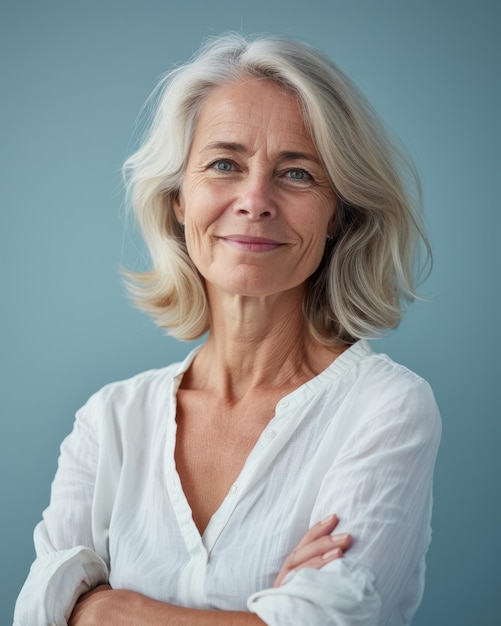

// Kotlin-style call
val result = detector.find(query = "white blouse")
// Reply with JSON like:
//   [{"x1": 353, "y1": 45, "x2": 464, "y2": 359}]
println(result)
[{"x1": 14, "y1": 340, "x2": 441, "y2": 626}]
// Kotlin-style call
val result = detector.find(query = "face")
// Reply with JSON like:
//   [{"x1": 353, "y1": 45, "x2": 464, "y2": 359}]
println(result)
[{"x1": 174, "y1": 78, "x2": 336, "y2": 301}]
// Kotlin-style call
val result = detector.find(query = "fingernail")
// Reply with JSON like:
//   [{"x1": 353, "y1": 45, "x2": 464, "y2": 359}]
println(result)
[
  {"x1": 331, "y1": 533, "x2": 350, "y2": 542},
  {"x1": 322, "y1": 547, "x2": 342, "y2": 560},
  {"x1": 320, "y1": 514, "x2": 337, "y2": 525}
]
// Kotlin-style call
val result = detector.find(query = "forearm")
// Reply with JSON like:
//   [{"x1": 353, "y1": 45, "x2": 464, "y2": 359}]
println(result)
[
  {"x1": 69, "y1": 587, "x2": 265, "y2": 626},
  {"x1": 143, "y1": 602, "x2": 265, "y2": 625},
  {"x1": 69, "y1": 515, "x2": 350, "y2": 626}
]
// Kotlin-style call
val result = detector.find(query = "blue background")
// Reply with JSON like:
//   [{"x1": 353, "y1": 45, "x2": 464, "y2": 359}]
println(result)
[{"x1": 1, "y1": 1, "x2": 499, "y2": 624}]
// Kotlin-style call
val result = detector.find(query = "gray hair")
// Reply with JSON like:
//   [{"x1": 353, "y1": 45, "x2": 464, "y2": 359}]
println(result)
[{"x1": 123, "y1": 33, "x2": 430, "y2": 343}]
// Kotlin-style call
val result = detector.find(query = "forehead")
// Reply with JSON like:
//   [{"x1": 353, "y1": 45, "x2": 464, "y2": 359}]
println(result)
[{"x1": 191, "y1": 78, "x2": 317, "y2": 153}]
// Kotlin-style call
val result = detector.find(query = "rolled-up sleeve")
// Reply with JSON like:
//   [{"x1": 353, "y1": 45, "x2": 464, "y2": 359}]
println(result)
[
  {"x1": 13, "y1": 396, "x2": 109, "y2": 625},
  {"x1": 13, "y1": 531, "x2": 108, "y2": 625},
  {"x1": 249, "y1": 564, "x2": 381, "y2": 625}
]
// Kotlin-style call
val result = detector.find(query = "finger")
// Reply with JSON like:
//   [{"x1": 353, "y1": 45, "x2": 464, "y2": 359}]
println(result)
[
  {"x1": 330, "y1": 532, "x2": 352, "y2": 550},
  {"x1": 295, "y1": 514, "x2": 339, "y2": 549},
  {"x1": 293, "y1": 546, "x2": 344, "y2": 572},
  {"x1": 273, "y1": 543, "x2": 345, "y2": 587},
  {"x1": 286, "y1": 533, "x2": 351, "y2": 569}
]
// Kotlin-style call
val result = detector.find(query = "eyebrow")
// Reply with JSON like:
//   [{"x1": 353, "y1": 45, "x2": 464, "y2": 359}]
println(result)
[
  {"x1": 201, "y1": 142, "x2": 322, "y2": 165},
  {"x1": 202, "y1": 142, "x2": 247, "y2": 154}
]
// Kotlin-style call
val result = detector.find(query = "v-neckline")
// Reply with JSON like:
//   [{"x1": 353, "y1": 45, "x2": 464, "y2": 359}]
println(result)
[{"x1": 162, "y1": 339, "x2": 369, "y2": 553}]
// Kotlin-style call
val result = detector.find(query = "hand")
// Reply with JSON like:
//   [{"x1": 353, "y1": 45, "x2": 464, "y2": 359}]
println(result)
[{"x1": 273, "y1": 514, "x2": 351, "y2": 587}]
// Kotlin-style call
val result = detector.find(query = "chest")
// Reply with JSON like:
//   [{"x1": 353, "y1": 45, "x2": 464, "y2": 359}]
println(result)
[
  {"x1": 174, "y1": 390, "x2": 281, "y2": 535},
  {"x1": 104, "y1": 379, "x2": 343, "y2": 608}
]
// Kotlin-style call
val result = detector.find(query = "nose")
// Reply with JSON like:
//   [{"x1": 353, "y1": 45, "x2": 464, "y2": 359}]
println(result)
[{"x1": 233, "y1": 175, "x2": 277, "y2": 220}]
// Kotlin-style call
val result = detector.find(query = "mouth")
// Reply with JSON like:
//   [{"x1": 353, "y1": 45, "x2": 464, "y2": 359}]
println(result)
[{"x1": 220, "y1": 235, "x2": 284, "y2": 252}]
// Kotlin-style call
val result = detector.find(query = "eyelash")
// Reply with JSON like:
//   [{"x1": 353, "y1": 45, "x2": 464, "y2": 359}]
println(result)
[
  {"x1": 284, "y1": 168, "x2": 313, "y2": 182},
  {"x1": 208, "y1": 160, "x2": 314, "y2": 183},
  {"x1": 209, "y1": 159, "x2": 235, "y2": 172}
]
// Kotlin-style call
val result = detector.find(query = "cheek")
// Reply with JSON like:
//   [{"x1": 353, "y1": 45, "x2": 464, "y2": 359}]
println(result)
[
  {"x1": 300, "y1": 213, "x2": 332, "y2": 261},
  {"x1": 185, "y1": 184, "x2": 227, "y2": 227},
  {"x1": 184, "y1": 217, "x2": 217, "y2": 269},
  {"x1": 300, "y1": 208, "x2": 332, "y2": 242}
]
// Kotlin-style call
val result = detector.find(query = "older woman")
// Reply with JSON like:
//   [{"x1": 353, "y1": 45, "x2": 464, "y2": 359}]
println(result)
[{"x1": 14, "y1": 34, "x2": 440, "y2": 625}]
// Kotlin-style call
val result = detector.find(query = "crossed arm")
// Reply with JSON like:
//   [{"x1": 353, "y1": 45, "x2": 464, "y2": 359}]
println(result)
[
  {"x1": 68, "y1": 515, "x2": 351, "y2": 625},
  {"x1": 15, "y1": 365, "x2": 440, "y2": 625}
]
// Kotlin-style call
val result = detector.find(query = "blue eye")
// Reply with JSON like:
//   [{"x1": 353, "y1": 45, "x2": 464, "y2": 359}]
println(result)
[
  {"x1": 212, "y1": 160, "x2": 233, "y2": 171},
  {"x1": 286, "y1": 169, "x2": 310, "y2": 181}
]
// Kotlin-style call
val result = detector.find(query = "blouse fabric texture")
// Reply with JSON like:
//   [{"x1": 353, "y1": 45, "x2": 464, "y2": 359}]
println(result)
[{"x1": 13, "y1": 340, "x2": 441, "y2": 626}]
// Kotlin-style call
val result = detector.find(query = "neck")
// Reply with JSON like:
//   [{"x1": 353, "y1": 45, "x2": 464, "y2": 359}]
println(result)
[{"x1": 184, "y1": 286, "x2": 346, "y2": 402}]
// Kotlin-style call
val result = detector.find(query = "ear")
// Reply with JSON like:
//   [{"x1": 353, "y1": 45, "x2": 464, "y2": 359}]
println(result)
[{"x1": 173, "y1": 192, "x2": 185, "y2": 225}]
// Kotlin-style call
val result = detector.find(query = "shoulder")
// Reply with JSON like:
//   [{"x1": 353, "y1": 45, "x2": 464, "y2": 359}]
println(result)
[
  {"x1": 84, "y1": 363, "x2": 177, "y2": 411},
  {"x1": 75, "y1": 348, "x2": 197, "y2": 434},
  {"x1": 335, "y1": 341, "x2": 441, "y2": 441},
  {"x1": 341, "y1": 341, "x2": 435, "y2": 399}
]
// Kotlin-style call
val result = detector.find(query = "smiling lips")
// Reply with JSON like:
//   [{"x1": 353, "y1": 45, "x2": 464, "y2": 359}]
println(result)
[{"x1": 221, "y1": 235, "x2": 283, "y2": 252}]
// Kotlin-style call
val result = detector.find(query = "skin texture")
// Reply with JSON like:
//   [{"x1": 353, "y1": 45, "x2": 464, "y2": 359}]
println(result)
[
  {"x1": 174, "y1": 78, "x2": 336, "y2": 301},
  {"x1": 69, "y1": 78, "x2": 351, "y2": 625}
]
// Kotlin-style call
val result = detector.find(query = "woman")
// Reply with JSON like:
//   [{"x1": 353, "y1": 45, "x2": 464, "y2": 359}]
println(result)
[{"x1": 14, "y1": 34, "x2": 441, "y2": 625}]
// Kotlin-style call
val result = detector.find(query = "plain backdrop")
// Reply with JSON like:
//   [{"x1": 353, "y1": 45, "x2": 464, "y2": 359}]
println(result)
[{"x1": 1, "y1": 1, "x2": 499, "y2": 624}]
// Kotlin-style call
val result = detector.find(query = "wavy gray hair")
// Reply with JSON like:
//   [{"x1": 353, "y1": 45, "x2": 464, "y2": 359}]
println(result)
[{"x1": 123, "y1": 33, "x2": 430, "y2": 343}]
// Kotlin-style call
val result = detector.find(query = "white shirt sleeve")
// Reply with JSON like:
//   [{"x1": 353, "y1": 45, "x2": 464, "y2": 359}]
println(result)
[
  {"x1": 248, "y1": 370, "x2": 441, "y2": 625},
  {"x1": 13, "y1": 397, "x2": 109, "y2": 626}
]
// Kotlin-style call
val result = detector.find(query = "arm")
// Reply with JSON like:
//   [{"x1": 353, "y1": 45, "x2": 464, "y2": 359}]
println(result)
[
  {"x1": 68, "y1": 586, "x2": 264, "y2": 626},
  {"x1": 248, "y1": 374, "x2": 441, "y2": 625},
  {"x1": 68, "y1": 516, "x2": 352, "y2": 625},
  {"x1": 15, "y1": 385, "x2": 351, "y2": 626},
  {"x1": 69, "y1": 587, "x2": 264, "y2": 625},
  {"x1": 13, "y1": 396, "x2": 109, "y2": 626}
]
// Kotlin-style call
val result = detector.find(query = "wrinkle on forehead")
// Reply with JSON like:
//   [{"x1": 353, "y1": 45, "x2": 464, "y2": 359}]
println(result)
[{"x1": 190, "y1": 78, "x2": 316, "y2": 162}]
